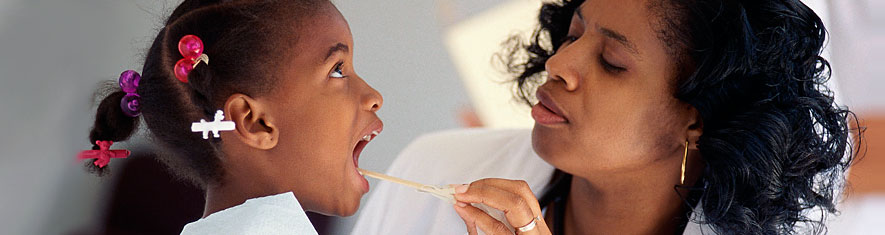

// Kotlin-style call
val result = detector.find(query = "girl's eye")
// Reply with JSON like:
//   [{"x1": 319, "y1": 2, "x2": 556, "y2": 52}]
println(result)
[{"x1": 330, "y1": 62, "x2": 346, "y2": 78}]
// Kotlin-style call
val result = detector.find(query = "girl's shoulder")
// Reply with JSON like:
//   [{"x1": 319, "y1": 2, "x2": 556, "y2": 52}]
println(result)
[{"x1": 180, "y1": 192, "x2": 318, "y2": 235}]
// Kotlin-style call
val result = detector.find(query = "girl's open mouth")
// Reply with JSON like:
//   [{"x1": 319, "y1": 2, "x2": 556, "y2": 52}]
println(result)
[
  {"x1": 352, "y1": 130, "x2": 378, "y2": 168},
  {"x1": 351, "y1": 119, "x2": 383, "y2": 193}
]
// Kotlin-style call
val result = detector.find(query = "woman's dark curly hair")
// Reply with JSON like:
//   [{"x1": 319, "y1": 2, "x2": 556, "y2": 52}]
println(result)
[
  {"x1": 504, "y1": 0, "x2": 862, "y2": 234},
  {"x1": 84, "y1": 0, "x2": 327, "y2": 185}
]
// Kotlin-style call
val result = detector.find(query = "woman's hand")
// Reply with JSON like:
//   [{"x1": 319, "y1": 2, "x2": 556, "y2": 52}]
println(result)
[{"x1": 452, "y1": 178, "x2": 551, "y2": 235}]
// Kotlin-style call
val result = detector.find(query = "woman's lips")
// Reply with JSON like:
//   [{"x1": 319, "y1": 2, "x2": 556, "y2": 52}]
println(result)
[{"x1": 532, "y1": 91, "x2": 568, "y2": 125}]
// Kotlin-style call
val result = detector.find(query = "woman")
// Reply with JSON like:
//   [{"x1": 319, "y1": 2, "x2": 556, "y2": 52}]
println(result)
[{"x1": 354, "y1": 0, "x2": 858, "y2": 234}]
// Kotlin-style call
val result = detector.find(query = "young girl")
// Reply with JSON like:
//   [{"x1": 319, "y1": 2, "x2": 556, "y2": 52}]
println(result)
[{"x1": 78, "y1": 0, "x2": 382, "y2": 233}]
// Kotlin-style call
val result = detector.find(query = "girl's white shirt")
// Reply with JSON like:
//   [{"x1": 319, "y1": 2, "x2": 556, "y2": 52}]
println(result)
[
  {"x1": 352, "y1": 128, "x2": 714, "y2": 235},
  {"x1": 180, "y1": 192, "x2": 318, "y2": 235}
]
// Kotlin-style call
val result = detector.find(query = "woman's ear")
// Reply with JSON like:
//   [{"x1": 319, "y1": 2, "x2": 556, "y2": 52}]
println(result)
[
  {"x1": 224, "y1": 94, "x2": 279, "y2": 150},
  {"x1": 686, "y1": 105, "x2": 703, "y2": 150}
]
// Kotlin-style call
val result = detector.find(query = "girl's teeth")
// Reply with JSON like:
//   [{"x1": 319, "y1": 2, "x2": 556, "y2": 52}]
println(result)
[{"x1": 361, "y1": 131, "x2": 379, "y2": 142}]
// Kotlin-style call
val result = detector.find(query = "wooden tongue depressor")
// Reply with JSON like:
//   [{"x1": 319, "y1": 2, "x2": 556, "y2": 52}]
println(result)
[
  {"x1": 356, "y1": 168, "x2": 515, "y2": 232},
  {"x1": 357, "y1": 168, "x2": 456, "y2": 204}
]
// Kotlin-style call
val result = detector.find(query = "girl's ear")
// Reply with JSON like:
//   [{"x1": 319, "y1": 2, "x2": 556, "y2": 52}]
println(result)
[
  {"x1": 224, "y1": 94, "x2": 279, "y2": 150},
  {"x1": 686, "y1": 105, "x2": 703, "y2": 150}
]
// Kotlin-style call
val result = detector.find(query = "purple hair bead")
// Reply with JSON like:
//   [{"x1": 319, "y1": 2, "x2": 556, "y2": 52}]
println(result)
[
  {"x1": 120, "y1": 93, "x2": 141, "y2": 117},
  {"x1": 118, "y1": 70, "x2": 141, "y2": 117},
  {"x1": 119, "y1": 70, "x2": 140, "y2": 93}
]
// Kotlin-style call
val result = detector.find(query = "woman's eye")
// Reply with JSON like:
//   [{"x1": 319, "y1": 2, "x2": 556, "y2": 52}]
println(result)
[
  {"x1": 330, "y1": 62, "x2": 346, "y2": 78},
  {"x1": 599, "y1": 55, "x2": 626, "y2": 73},
  {"x1": 559, "y1": 35, "x2": 579, "y2": 47}
]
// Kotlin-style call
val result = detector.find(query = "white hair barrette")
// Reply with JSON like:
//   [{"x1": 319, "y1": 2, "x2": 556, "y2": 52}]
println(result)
[{"x1": 191, "y1": 110, "x2": 235, "y2": 139}]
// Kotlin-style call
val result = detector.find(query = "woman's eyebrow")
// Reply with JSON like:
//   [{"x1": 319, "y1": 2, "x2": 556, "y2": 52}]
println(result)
[
  {"x1": 575, "y1": 8, "x2": 584, "y2": 21},
  {"x1": 324, "y1": 43, "x2": 349, "y2": 62},
  {"x1": 575, "y1": 8, "x2": 639, "y2": 56},
  {"x1": 598, "y1": 27, "x2": 639, "y2": 55}
]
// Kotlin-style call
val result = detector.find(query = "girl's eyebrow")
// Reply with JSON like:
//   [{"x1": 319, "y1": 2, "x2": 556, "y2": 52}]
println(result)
[{"x1": 324, "y1": 43, "x2": 349, "y2": 62}]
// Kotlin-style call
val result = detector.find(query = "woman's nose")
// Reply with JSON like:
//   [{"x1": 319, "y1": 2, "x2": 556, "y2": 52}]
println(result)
[{"x1": 544, "y1": 48, "x2": 580, "y2": 92}]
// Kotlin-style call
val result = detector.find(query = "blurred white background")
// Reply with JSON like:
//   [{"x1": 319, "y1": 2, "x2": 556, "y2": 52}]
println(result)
[{"x1": 0, "y1": 0, "x2": 882, "y2": 234}]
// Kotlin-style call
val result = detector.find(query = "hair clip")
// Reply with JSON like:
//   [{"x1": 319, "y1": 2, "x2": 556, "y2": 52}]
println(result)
[
  {"x1": 77, "y1": 141, "x2": 131, "y2": 168},
  {"x1": 119, "y1": 70, "x2": 141, "y2": 117},
  {"x1": 173, "y1": 35, "x2": 209, "y2": 83},
  {"x1": 191, "y1": 110, "x2": 235, "y2": 139}
]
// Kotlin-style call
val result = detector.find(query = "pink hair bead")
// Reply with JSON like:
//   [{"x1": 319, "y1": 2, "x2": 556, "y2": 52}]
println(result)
[
  {"x1": 174, "y1": 58, "x2": 195, "y2": 83},
  {"x1": 173, "y1": 35, "x2": 208, "y2": 83},
  {"x1": 178, "y1": 35, "x2": 204, "y2": 59}
]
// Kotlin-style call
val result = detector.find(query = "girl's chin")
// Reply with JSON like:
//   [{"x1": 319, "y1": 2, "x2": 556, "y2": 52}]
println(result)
[
  {"x1": 332, "y1": 195, "x2": 363, "y2": 217},
  {"x1": 339, "y1": 203, "x2": 360, "y2": 217},
  {"x1": 338, "y1": 169, "x2": 369, "y2": 215},
  {"x1": 308, "y1": 198, "x2": 360, "y2": 217}
]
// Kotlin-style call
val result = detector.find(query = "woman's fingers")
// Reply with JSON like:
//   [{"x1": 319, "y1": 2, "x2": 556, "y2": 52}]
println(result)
[
  {"x1": 453, "y1": 203, "x2": 523, "y2": 235},
  {"x1": 453, "y1": 178, "x2": 547, "y2": 234},
  {"x1": 454, "y1": 182, "x2": 535, "y2": 228},
  {"x1": 472, "y1": 179, "x2": 550, "y2": 234},
  {"x1": 453, "y1": 204, "x2": 479, "y2": 235},
  {"x1": 467, "y1": 178, "x2": 543, "y2": 217}
]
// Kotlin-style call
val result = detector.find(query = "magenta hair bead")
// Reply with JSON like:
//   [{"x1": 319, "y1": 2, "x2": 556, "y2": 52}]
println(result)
[
  {"x1": 178, "y1": 35, "x2": 204, "y2": 59},
  {"x1": 118, "y1": 70, "x2": 140, "y2": 93},
  {"x1": 174, "y1": 58, "x2": 195, "y2": 83},
  {"x1": 120, "y1": 93, "x2": 141, "y2": 117}
]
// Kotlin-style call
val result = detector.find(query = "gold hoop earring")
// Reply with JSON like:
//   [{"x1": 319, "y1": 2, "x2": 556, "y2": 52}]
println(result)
[{"x1": 680, "y1": 140, "x2": 688, "y2": 185}]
